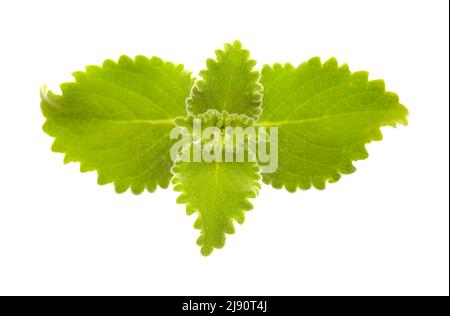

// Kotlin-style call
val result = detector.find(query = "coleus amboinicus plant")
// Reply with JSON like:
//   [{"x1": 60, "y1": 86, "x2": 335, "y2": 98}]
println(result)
[{"x1": 41, "y1": 41, "x2": 408, "y2": 256}]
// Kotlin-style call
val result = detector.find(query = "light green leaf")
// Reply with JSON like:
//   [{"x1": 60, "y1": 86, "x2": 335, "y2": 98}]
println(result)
[
  {"x1": 40, "y1": 41, "x2": 409, "y2": 256},
  {"x1": 258, "y1": 58, "x2": 408, "y2": 192},
  {"x1": 186, "y1": 40, "x2": 263, "y2": 119},
  {"x1": 172, "y1": 111, "x2": 261, "y2": 256},
  {"x1": 41, "y1": 55, "x2": 194, "y2": 194}
]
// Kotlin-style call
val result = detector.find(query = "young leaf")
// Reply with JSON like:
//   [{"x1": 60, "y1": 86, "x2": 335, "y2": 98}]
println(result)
[
  {"x1": 41, "y1": 56, "x2": 194, "y2": 193},
  {"x1": 186, "y1": 40, "x2": 263, "y2": 119},
  {"x1": 258, "y1": 58, "x2": 408, "y2": 192},
  {"x1": 172, "y1": 111, "x2": 261, "y2": 256}
]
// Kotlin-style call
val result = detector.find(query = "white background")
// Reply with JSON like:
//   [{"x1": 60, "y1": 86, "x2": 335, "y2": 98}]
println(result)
[{"x1": 0, "y1": 0, "x2": 448, "y2": 296}]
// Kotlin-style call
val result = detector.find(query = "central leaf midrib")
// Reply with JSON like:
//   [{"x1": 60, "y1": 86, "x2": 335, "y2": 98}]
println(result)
[
  {"x1": 257, "y1": 109, "x2": 394, "y2": 127},
  {"x1": 79, "y1": 117, "x2": 175, "y2": 125}
]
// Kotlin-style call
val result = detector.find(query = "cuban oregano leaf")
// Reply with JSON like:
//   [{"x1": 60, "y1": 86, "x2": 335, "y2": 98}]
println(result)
[
  {"x1": 41, "y1": 41, "x2": 408, "y2": 256},
  {"x1": 258, "y1": 58, "x2": 409, "y2": 191},
  {"x1": 172, "y1": 110, "x2": 261, "y2": 256},
  {"x1": 41, "y1": 56, "x2": 193, "y2": 193},
  {"x1": 186, "y1": 40, "x2": 263, "y2": 119}
]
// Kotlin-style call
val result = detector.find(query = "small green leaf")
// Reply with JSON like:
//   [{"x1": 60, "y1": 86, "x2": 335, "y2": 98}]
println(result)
[
  {"x1": 172, "y1": 111, "x2": 261, "y2": 256},
  {"x1": 41, "y1": 56, "x2": 194, "y2": 193},
  {"x1": 186, "y1": 40, "x2": 263, "y2": 119},
  {"x1": 258, "y1": 58, "x2": 408, "y2": 192}
]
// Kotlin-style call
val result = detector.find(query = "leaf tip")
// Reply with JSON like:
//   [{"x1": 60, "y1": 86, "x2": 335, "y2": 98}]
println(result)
[{"x1": 200, "y1": 245, "x2": 214, "y2": 257}]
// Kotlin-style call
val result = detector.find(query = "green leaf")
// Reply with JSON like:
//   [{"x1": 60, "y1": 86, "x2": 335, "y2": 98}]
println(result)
[
  {"x1": 40, "y1": 41, "x2": 409, "y2": 256},
  {"x1": 258, "y1": 58, "x2": 408, "y2": 192},
  {"x1": 172, "y1": 111, "x2": 261, "y2": 256},
  {"x1": 186, "y1": 40, "x2": 263, "y2": 119},
  {"x1": 41, "y1": 55, "x2": 194, "y2": 194}
]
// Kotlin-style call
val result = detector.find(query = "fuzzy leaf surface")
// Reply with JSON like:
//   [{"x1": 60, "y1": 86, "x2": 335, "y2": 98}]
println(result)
[
  {"x1": 187, "y1": 41, "x2": 262, "y2": 119},
  {"x1": 172, "y1": 111, "x2": 261, "y2": 255},
  {"x1": 41, "y1": 56, "x2": 193, "y2": 193},
  {"x1": 258, "y1": 58, "x2": 408, "y2": 191}
]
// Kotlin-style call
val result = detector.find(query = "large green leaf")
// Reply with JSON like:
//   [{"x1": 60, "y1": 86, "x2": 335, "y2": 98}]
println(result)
[
  {"x1": 258, "y1": 58, "x2": 408, "y2": 192},
  {"x1": 172, "y1": 111, "x2": 261, "y2": 255},
  {"x1": 186, "y1": 40, "x2": 263, "y2": 119},
  {"x1": 41, "y1": 56, "x2": 194, "y2": 193}
]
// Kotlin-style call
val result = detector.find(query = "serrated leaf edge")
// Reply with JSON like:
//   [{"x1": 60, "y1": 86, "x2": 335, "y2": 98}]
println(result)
[
  {"x1": 259, "y1": 58, "x2": 409, "y2": 193},
  {"x1": 186, "y1": 40, "x2": 263, "y2": 120},
  {"x1": 41, "y1": 55, "x2": 194, "y2": 194},
  {"x1": 171, "y1": 162, "x2": 261, "y2": 256}
]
